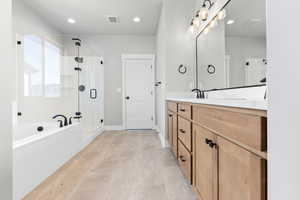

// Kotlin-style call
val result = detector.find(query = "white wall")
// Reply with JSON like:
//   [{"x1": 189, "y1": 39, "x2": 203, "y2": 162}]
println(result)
[
  {"x1": 0, "y1": 0, "x2": 13, "y2": 199},
  {"x1": 155, "y1": 0, "x2": 196, "y2": 146},
  {"x1": 267, "y1": 1, "x2": 300, "y2": 200},
  {"x1": 164, "y1": 0, "x2": 196, "y2": 92},
  {"x1": 63, "y1": 35, "x2": 155, "y2": 126}
]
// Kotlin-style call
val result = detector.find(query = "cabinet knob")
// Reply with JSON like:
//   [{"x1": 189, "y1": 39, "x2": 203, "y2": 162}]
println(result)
[
  {"x1": 179, "y1": 155, "x2": 186, "y2": 162},
  {"x1": 209, "y1": 142, "x2": 217, "y2": 149},
  {"x1": 169, "y1": 114, "x2": 173, "y2": 117},
  {"x1": 180, "y1": 109, "x2": 186, "y2": 112},
  {"x1": 179, "y1": 129, "x2": 186, "y2": 134},
  {"x1": 205, "y1": 138, "x2": 212, "y2": 145}
]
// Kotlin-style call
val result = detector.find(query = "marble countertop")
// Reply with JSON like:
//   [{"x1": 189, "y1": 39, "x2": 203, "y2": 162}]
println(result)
[{"x1": 166, "y1": 97, "x2": 268, "y2": 111}]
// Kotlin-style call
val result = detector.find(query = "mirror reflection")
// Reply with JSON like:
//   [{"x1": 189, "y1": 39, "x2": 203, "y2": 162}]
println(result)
[{"x1": 197, "y1": 0, "x2": 267, "y2": 90}]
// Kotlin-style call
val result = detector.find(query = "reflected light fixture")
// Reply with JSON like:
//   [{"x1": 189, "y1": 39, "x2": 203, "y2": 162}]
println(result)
[
  {"x1": 193, "y1": 14, "x2": 201, "y2": 27},
  {"x1": 189, "y1": 22, "x2": 195, "y2": 34},
  {"x1": 67, "y1": 18, "x2": 76, "y2": 24}
]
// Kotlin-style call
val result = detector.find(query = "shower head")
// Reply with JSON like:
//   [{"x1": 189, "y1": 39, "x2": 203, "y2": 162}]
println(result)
[{"x1": 75, "y1": 57, "x2": 84, "y2": 63}]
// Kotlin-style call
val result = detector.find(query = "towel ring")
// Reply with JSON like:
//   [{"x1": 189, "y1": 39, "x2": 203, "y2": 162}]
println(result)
[
  {"x1": 178, "y1": 64, "x2": 187, "y2": 74},
  {"x1": 207, "y1": 64, "x2": 216, "y2": 74}
]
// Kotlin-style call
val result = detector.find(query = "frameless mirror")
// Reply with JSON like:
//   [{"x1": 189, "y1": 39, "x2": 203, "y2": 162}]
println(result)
[{"x1": 197, "y1": 0, "x2": 267, "y2": 90}]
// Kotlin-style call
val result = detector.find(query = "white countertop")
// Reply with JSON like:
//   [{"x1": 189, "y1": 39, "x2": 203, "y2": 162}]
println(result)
[{"x1": 166, "y1": 97, "x2": 268, "y2": 111}]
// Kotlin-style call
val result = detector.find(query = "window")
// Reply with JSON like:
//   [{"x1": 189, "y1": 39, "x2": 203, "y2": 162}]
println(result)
[
  {"x1": 24, "y1": 35, "x2": 43, "y2": 96},
  {"x1": 23, "y1": 35, "x2": 61, "y2": 97}
]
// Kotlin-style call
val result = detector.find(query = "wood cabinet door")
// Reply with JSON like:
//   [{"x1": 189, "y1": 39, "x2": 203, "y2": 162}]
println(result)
[
  {"x1": 218, "y1": 137, "x2": 267, "y2": 200},
  {"x1": 193, "y1": 125, "x2": 218, "y2": 200},
  {"x1": 172, "y1": 113, "x2": 178, "y2": 157},
  {"x1": 168, "y1": 112, "x2": 173, "y2": 147}
]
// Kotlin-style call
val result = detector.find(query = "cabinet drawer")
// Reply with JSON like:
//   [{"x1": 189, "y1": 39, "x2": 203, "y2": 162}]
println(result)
[
  {"x1": 178, "y1": 140, "x2": 192, "y2": 183},
  {"x1": 178, "y1": 103, "x2": 192, "y2": 119},
  {"x1": 168, "y1": 102, "x2": 178, "y2": 113},
  {"x1": 193, "y1": 105, "x2": 267, "y2": 151},
  {"x1": 178, "y1": 117, "x2": 192, "y2": 151}
]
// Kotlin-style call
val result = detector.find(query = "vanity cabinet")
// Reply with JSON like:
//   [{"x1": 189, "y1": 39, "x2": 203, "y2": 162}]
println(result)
[{"x1": 167, "y1": 101, "x2": 267, "y2": 200}]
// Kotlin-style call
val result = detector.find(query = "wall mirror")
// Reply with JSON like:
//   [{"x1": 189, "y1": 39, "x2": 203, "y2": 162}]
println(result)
[{"x1": 196, "y1": 0, "x2": 267, "y2": 90}]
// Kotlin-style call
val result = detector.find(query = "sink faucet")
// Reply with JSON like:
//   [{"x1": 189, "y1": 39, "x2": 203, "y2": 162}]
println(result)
[
  {"x1": 53, "y1": 115, "x2": 68, "y2": 126},
  {"x1": 192, "y1": 88, "x2": 205, "y2": 99}
]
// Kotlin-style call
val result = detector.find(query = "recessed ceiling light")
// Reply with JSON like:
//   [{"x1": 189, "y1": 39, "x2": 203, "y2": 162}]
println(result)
[
  {"x1": 133, "y1": 17, "x2": 141, "y2": 23},
  {"x1": 68, "y1": 18, "x2": 76, "y2": 24},
  {"x1": 227, "y1": 20, "x2": 235, "y2": 25}
]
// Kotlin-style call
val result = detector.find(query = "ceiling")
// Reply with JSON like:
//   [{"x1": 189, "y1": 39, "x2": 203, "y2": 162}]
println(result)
[
  {"x1": 225, "y1": 0, "x2": 266, "y2": 37},
  {"x1": 22, "y1": 0, "x2": 163, "y2": 35}
]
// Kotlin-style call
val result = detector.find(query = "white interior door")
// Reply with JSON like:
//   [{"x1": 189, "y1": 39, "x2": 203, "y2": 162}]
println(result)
[{"x1": 123, "y1": 56, "x2": 154, "y2": 130}]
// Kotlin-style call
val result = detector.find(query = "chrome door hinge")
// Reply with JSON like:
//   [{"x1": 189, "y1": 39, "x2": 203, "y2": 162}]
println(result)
[{"x1": 151, "y1": 116, "x2": 154, "y2": 121}]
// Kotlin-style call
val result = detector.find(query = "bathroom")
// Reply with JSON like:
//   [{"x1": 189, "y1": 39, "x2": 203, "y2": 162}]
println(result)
[{"x1": 0, "y1": 0, "x2": 300, "y2": 199}]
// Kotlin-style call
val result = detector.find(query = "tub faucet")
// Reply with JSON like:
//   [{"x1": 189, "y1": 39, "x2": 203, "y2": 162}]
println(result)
[
  {"x1": 69, "y1": 117, "x2": 73, "y2": 125},
  {"x1": 53, "y1": 115, "x2": 68, "y2": 126}
]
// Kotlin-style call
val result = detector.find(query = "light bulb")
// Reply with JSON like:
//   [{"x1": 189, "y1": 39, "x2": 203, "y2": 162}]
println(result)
[
  {"x1": 193, "y1": 17, "x2": 200, "y2": 27},
  {"x1": 204, "y1": 27, "x2": 210, "y2": 34},
  {"x1": 217, "y1": 9, "x2": 226, "y2": 20},
  {"x1": 189, "y1": 25, "x2": 195, "y2": 34},
  {"x1": 200, "y1": 7, "x2": 209, "y2": 21},
  {"x1": 209, "y1": 18, "x2": 218, "y2": 28}
]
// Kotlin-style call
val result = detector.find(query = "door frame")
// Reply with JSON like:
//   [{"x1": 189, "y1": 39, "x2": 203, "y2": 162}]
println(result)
[{"x1": 122, "y1": 54, "x2": 156, "y2": 130}]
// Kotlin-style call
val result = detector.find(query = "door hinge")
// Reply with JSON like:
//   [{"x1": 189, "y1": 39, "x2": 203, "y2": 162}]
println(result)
[
  {"x1": 150, "y1": 65, "x2": 153, "y2": 69},
  {"x1": 151, "y1": 116, "x2": 154, "y2": 121},
  {"x1": 150, "y1": 91, "x2": 153, "y2": 96}
]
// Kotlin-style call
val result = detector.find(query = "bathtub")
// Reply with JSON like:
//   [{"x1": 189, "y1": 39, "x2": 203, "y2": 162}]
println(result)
[{"x1": 13, "y1": 122, "x2": 103, "y2": 200}]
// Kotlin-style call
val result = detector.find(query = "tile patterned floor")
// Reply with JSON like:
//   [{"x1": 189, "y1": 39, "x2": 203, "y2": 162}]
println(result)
[{"x1": 24, "y1": 131, "x2": 197, "y2": 200}]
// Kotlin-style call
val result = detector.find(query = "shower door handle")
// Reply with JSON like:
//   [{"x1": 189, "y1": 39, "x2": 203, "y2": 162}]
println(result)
[{"x1": 90, "y1": 89, "x2": 97, "y2": 99}]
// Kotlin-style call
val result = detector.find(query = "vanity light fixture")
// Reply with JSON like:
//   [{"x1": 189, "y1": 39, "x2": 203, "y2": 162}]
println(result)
[
  {"x1": 67, "y1": 18, "x2": 76, "y2": 24},
  {"x1": 199, "y1": 0, "x2": 214, "y2": 21},
  {"x1": 189, "y1": 22, "x2": 195, "y2": 34},
  {"x1": 193, "y1": 14, "x2": 201, "y2": 27}
]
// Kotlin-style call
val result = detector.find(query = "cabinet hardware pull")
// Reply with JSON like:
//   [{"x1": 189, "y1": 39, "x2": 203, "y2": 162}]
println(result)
[
  {"x1": 209, "y1": 142, "x2": 217, "y2": 149},
  {"x1": 205, "y1": 138, "x2": 212, "y2": 145},
  {"x1": 169, "y1": 114, "x2": 173, "y2": 117},
  {"x1": 179, "y1": 155, "x2": 186, "y2": 162},
  {"x1": 180, "y1": 109, "x2": 186, "y2": 112},
  {"x1": 179, "y1": 129, "x2": 186, "y2": 133}
]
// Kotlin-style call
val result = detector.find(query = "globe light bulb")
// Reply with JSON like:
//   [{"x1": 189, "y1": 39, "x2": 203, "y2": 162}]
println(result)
[{"x1": 217, "y1": 9, "x2": 226, "y2": 20}]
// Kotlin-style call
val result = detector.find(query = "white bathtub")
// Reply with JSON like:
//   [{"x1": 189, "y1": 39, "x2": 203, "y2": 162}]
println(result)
[{"x1": 13, "y1": 122, "x2": 103, "y2": 200}]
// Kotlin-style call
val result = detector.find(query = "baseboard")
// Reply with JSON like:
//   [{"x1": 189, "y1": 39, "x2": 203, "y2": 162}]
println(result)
[{"x1": 104, "y1": 125, "x2": 124, "y2": 131}]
